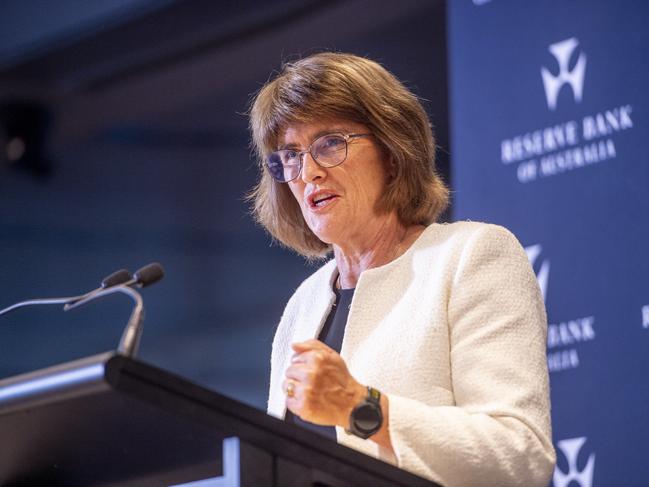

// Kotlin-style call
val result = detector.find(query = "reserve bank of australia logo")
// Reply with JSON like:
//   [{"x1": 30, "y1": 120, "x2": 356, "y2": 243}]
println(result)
[
  {"x1": 553, "y1": 437, "x2": 595, "y2": 487},
  {"x1": 541, "y1": 37, "x2": 587, "y2": 110}
]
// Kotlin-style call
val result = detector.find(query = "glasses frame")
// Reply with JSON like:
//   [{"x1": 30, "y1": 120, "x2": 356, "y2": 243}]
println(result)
[{"x1": 265, "y1": 132, "x2": 372, "y2": 183}]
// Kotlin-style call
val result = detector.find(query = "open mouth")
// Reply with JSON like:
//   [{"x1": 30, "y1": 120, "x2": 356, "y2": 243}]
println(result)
[{"x1": 309, "y1": 192, "x2": 339, "y2": 209}]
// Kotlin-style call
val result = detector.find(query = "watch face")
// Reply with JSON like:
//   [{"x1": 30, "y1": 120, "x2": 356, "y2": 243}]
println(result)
[{"x1": 353, "y1": 403, "x2": 381, "y2": 432}]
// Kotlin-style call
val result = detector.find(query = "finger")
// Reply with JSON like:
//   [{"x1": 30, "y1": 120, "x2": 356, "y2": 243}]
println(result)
[
  {"x1": 290, "y1": 351, "x2": 309, "y2": 364},
  {"x1": 285, "y1": 398, "x2": 302, "y2": 418},
  {"x1": 291, "y1": 339, "x2": 329, "y2": 353},
  {"x1": 291, "y1": 348, "x2": 325, "y2": 365},
  {"x1": 282, "y1": 378, "x2": 297, "y2": 390},
  {"x1": 285, "y1": 364, "x2": 309, "y2": 381},
  {"x1": 282, "y1": 379, "x2": 298, "y2": 399},
  {"x1": 291, "y1": 350, "x2": 330, "y2": 371}
]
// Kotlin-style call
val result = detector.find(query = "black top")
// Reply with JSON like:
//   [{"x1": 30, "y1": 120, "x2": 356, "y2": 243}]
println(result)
[{"x1": 285, "y1": 286, "x2": 355, "y2": 440}]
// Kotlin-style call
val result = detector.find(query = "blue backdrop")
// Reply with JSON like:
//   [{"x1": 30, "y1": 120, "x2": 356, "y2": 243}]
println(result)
[{"x1": 448, "y1": 1, "x2": 649, "y2": 486}]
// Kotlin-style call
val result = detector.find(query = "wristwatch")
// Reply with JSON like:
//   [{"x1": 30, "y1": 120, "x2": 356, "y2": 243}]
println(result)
[{"x1": 347, "y1": 386, "x2": 383, "y2": 439}]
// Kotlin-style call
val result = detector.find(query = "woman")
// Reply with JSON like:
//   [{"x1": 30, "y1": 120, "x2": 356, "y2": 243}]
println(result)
[{"x1": 248, "y1": 52, "x2": 555, "y2": 487}]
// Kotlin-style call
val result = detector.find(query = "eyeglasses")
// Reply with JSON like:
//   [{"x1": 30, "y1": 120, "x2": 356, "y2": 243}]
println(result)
[{"x1": 265, "y1": 132, "x2": 372, "y2": 183}]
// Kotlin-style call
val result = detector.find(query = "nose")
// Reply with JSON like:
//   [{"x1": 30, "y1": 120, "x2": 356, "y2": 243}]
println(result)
[{"x1": 300, "y1": 152, "x2": 326, "y2": 183}]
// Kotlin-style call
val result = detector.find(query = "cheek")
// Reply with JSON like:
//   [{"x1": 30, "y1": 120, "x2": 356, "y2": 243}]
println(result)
[
  {"x1": 288, "y1": 182, "x2": 305, "y2": 206},
  {"x1": 353, "y1": 174, "x2": 385, "y2": 210}
]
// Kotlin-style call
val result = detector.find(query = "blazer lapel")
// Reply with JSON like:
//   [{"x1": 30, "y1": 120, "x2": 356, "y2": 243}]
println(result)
[{"x1": 293, "y1": 261, "x2": 337, "y2": 343}]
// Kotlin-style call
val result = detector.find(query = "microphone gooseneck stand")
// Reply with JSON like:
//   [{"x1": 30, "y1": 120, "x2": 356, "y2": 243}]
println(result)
[
  {"x1": 66, "y1": 285, "x2": 145, "y2": 357},
  {"x1": 63, "y1": 263, "x2": 165, "y2": 357},
  {"x1": 0, "y1": 263, "x2": 164, "y2": 357},
  {"x1": 0, "y1": 269, "x2": 133, "y2": 318}
]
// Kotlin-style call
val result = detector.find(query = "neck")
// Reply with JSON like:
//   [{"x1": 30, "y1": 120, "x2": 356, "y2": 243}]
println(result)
[{"x1": 333, "y1": 215, "x2": 424, "y2": 289}]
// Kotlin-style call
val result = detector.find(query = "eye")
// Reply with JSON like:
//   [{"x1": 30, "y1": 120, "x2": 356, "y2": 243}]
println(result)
[
  {"x1": 281, "y1": 150, "x2": 300, "y2": 164},
  {"x1": 319, "y1": 135, "x2": 345, "y2": 150}
]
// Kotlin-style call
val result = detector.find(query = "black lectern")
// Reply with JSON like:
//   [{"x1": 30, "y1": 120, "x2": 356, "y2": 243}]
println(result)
[{"x1": 0, "y1": 353, "x2": 439, "y2": 486}]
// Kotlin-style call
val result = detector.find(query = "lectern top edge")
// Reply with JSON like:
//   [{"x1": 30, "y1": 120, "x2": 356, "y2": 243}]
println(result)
[{"x1": 0, "y1": 352, "x2": 116, "y2": 416}]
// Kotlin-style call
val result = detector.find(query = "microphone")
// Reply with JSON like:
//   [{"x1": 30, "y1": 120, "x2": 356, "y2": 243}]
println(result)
[
  {"x1": 63, "y1": 262, "x2": 164, "y2": 311},
  {"x1": 64, "y1": 262, "x2": 165, "y2": 357},
  {"x1": 133, "y1": 262, "x2": 164, "y2": 288},
  {"x1": 0, "y1": 268, "x2": 133, "y2": 318},
  {"x1": 102, "y1": 269, "x2": 133, "y2": 288}
]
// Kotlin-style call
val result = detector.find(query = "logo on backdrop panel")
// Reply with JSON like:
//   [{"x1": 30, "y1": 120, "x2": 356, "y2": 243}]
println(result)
[
  {"x1": 541, "y1": 38, "x2": 587, "y2": 111},
  {"x1": 500, "y1": 37, "x2": 635, "y2": 183},
  {"x1": 525, "y1": 244, "x2": 596, "y2": 373},
  {"x1": 553, "y1": 437, "x2": 595, "y2": 487}
]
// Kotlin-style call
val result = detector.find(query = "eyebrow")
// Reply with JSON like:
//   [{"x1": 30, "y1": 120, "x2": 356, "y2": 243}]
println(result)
[{"x1": 278, "y1": 127, "x2": 349, "y2": 150}]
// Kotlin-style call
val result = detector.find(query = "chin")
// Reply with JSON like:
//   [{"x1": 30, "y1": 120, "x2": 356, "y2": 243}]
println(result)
[
  {"x1": 306, "y1": 222, "x2": 339, "y2": 246},
  {"x1": 311, "y1": 231, "x2": 335, "y2": 246}
]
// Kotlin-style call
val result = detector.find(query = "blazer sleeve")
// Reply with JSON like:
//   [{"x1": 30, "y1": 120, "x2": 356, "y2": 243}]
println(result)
[{"x1": 386, "y1": 224, "x2": 556, "y2": 487}]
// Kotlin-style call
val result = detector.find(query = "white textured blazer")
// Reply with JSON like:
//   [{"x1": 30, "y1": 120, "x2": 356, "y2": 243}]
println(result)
[{"x1": 268, "y1": 222, "x2": 556, "y2": 487}]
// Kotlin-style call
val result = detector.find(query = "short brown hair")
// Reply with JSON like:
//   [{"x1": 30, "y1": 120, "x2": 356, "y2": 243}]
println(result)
[{"x1": 248, "y1": 52, "x2": 448, "y2": 258}]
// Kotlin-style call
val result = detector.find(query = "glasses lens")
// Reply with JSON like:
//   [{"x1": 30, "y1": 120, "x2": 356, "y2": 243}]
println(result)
[
  {"x1": 312, "y1": 134, "x2": 347, "y2": 167},
  {"x1": 267, "y1": 151, "x2": 300, "y2": 182}
]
